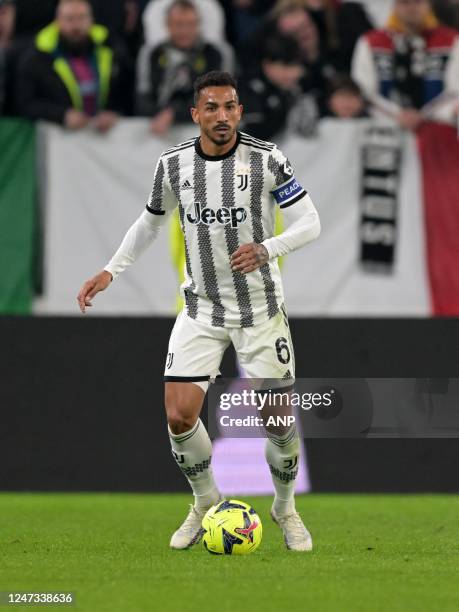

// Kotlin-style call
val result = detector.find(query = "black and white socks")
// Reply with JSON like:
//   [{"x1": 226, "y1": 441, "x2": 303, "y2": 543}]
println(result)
[
  {"x1": 169, "y1": 418, "x2": 300, "y2": 517},
  {"x1": 265, "y1": 425, "x2": 300, "y2": 516},
  {"x1": 168, "y1": 418, "x2": 220, "y2": 511}
]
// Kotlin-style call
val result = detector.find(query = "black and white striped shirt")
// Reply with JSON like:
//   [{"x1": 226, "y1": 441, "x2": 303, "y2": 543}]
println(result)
[{"x1": 146, "y1": 131, "x2": 308, "y2": 328}]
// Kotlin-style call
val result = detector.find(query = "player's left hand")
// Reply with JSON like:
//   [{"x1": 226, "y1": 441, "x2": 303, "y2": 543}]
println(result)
[{"x1": 230, "y1": 243, "x2": 269, "y2": 274}]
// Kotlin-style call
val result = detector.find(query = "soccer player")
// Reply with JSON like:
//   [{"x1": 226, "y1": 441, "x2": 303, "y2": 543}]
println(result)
[{"x1": 77, "y1": 71, "x2": 321, "y2": 551}]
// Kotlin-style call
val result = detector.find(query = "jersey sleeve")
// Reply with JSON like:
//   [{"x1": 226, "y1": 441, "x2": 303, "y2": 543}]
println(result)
[
  {"x1": 146, "y1": 156, "x2": 177, "y2": 215},
  {"x1": 268, "y1": 146, "x2": 308, "y2": 209}
]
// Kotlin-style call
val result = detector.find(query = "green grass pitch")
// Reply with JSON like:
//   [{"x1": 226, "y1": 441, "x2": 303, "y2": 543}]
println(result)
[{"x1": 1, "y1": 493, "x2": 459, "y2": 612}]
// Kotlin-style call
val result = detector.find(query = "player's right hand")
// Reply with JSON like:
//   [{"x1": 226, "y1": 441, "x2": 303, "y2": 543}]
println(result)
[{"x1": 77, "y1": 270, "x2": 112, "y2": 313}]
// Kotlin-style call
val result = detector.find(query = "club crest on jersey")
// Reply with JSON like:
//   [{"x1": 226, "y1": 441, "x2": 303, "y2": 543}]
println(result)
[
  {"x1": 186, "y1": 201, "x2": 247, "y2": 228},
  {"x1": 237, "y1": 167, "x2": 250, "y2": 191}
]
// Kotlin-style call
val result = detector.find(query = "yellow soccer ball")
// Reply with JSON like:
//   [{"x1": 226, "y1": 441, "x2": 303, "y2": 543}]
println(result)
[{"x1": 201, "y1": 499, "x2": 262, "y2": 555}]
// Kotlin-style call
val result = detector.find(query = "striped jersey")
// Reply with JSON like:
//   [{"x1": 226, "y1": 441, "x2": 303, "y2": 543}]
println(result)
[{"x1": 146, "y1": 131, "x2": 307, "y2": 328}]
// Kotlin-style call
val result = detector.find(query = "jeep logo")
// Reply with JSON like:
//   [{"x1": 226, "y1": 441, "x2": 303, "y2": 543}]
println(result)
[{"x1": 186, "y1": 201, "x2": 247, "y2": 228}]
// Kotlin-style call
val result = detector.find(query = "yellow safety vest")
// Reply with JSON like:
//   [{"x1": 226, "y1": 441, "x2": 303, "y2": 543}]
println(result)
[{"x1": 35, "y1": 22, "x2": 113, "y2": 111}]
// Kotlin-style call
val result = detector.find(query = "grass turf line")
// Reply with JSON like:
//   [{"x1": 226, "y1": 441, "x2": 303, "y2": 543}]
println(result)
[{"x1": 1, "y1": 493, "x2": 459, "y2": 612}]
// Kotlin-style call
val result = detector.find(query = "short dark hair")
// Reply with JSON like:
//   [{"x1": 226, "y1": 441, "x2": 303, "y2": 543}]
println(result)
[
  {"x1": 327, "y1": 74, "x2": 362, "y2": 97},
  {"x1": 262, "y1": 34, "x2": 303, "y2": 66},
  {"x1": 193, "y1": 71, "x2": 238, "y2": 106}
]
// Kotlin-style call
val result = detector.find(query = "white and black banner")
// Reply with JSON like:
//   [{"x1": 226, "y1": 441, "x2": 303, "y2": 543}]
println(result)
[{"x1": 359, "y1": 124, "x2": 402, "y2": 270}]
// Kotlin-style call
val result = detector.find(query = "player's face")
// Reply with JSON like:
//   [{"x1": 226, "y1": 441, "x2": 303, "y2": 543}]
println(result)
[{"x1": 191, "y1": 86, "x2": 243, "y2": 146}]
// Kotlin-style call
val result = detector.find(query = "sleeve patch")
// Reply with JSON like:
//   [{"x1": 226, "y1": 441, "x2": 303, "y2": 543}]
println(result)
[
  {"x1": 271, "y1": 176, "x2": 305, "y2": 205},
  {"x1": 280, "y1": 160, "x2": 294, "y2": 181}
]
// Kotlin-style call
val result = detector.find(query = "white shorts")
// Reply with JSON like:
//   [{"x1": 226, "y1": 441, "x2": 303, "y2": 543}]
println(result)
[{"x1": 164, "y1": 306, "x2": 295, "y2": 388}]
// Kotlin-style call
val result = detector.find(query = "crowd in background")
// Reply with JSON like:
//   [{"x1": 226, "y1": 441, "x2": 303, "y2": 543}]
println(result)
[{"x1": 0, "y1": 0, "x2": 459, "y2": 140}]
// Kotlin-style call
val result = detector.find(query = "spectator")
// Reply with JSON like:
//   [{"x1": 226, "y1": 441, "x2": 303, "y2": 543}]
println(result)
[
  {"x1": 142, "y1": 0, "x2": 233, "y2": 69},
  {"x1": 275, "y1": 2, "x2": 339, "y2": 96},
  {"x1": 352, "y1": 0, "x2": 459, "y2": 129},
  {"x1": 242, "y1": 1, "x2": 336, "y2": 95},
  {"x1": 299, "y1": 0, "x2": 373, "y2": 71},
  {"x1": 241, "y1": 0, "x2": 372, "y2": 76},
  {"x1": 137, "y1": 0, "x2": 222, "y2": 135},
  {"x1": 16, "y1": 0, "x2": 132, "y2": 131},
  {"x1": 239, "y1": 34, "x2": 306, "y2": 140},
  {"x1": 320, "y1": 74, "x2": 367, "y2": 118},
  {"x1": 0, "y1": 0, "x2": 15, "y2": 114},
  {"x1": 14, "y1": 0, "x2": 143, "y2": 51}
]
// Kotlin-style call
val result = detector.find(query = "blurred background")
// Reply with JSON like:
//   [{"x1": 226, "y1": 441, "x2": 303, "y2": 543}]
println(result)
[{"x1": 1, "y1": 0, "x2": 459, "y2": 495}]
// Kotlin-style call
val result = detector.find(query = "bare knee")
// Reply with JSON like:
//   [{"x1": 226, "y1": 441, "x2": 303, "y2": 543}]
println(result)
[
  {"x1": 167, "y1": 410, "x2": 197, "y2": 435},
  {"x1": 165, "y1": 382, "x2": 204, "y2": 435}
]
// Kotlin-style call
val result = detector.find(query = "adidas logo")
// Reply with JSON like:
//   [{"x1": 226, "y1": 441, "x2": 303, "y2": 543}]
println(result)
[{"x1": 181, "y1": 180, "x2": 193, "y2": 190}]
